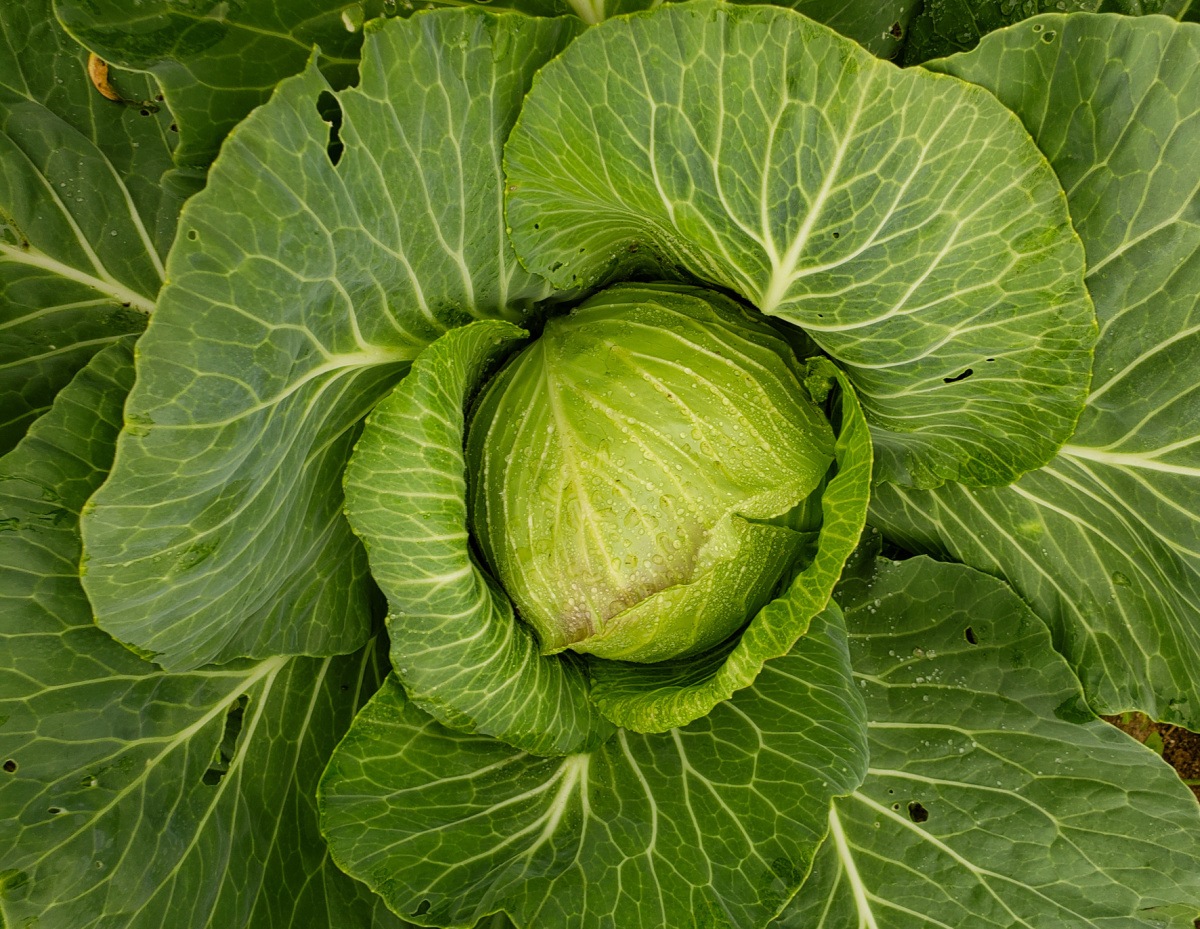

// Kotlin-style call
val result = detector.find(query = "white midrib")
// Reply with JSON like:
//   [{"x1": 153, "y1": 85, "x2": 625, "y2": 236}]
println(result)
[
  {"x1": 1060, "y1": 444, "x2": 1200, "y2": 478},
  {"x1": 0, "y1": 241, "x2": 156, "y2": 314},
  {"x1": 827, "y1": 804, "x2": 881, "y2": 929},
  {"x1": 617, "y1": 730, "x2": 667, "y2": 923},
  {"x1": 146, "y1": 346, "x2": 413, "y2": 430},
  {"x1": 529, "y1": 753, "x2": 589, "y2": 851},
  {"x1": 32, "y1": 655, "x2": 289, "y2": 868},
  {"x1": 170, "y1": 657, "x2": 294, "y2": 907},
  {"x1": 204, "y1": 657, "x2": 333, "y2": 927},
  {"x1": 760, "y1": 95, "x2": 864, "y2": 313},
  {"x1": 420, "y1": 753, "x2": 589, "y2": 874}
]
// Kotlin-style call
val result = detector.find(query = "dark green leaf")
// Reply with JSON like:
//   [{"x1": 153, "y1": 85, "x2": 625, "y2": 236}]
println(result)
[
  {"x1": 408, "y1": 0, "x2": 917, "y2": 56},
  {"x1": 79, "y1": 11, "x2": 578, "y2": 671},
  {"x1": 902, "y1": 0, "x2": 1199, "y2": 64},
  {"x1": 53, "y1": 0, "x2": 391, "y2": 169},
  {"x1": 780, "y1": 556, "x2": 1200, "y2": 928},
  {"x1": 0, "y1": 0, "x2": 184, "y2": 453},
  {"x1": 0, "y1": 340, "x2": 408, "y2": 929}
]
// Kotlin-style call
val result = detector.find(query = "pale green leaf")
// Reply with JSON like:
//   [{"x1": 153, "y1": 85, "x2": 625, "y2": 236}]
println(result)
[
  {"x1": 780, "y1": 556, "x2": 1200, "y2": 928},
  {"x1": 872, "y1": 14, "x2": 1200, "y2": 726},
  {"x1": 0, "y1": 340, "x2": 409, "y2": 929},
  {"x1": 319, "y1": 606, "x2": 867, "y2": 929},
  {"x1": 588, "y1": 357, "x2": 873, "y2": 732},
  {"x1": 79, "y1": 11, "x2": 579, "y2": 671},
  {"x1": 343, "y1": 319, "x2": 615, "y2": 756},
  {"x1": 505, "y1": 1, "x2": 1096, "y2": 490},
  {"x1": 467, "y1": 284, "x2": 833, "y2": 665}
]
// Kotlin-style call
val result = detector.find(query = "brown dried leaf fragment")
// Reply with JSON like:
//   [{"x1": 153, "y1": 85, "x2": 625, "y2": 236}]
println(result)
[{"x1": 87, "y1": 52, "x2": 122, "y2": 102}]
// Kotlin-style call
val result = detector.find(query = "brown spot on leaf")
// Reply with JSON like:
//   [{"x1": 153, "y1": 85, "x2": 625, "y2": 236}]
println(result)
[{"x1": 87, "y1": 53, "x2": 122, "y2": 102}]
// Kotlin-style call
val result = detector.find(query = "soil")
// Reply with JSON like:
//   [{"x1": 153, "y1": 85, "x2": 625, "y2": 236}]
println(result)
[{"x1": 1103, "y1": 713, "x2": 1200, "y2": 803}]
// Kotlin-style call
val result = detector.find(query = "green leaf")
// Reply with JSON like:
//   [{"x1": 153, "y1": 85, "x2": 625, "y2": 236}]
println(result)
[
  {"x1": 319, "y1": 605, "x2": 867, "y2": 929},
  {"x1": 780, "y1": 556, "x2": 1200, "y2": 928},
  {"x1": 343, "y1": 319, "x2": 615, "y2": 756},
  {"x1": 763, "y1": 0, "x2": 917, "y2": 57},
  {"x1": 901, "y1": 0, "x2": 1199, "y2": 64},
  {"x1": 52, "y1": 0, "x2": 394, "y2": 170},
  {"x1": 0, "y1": 340, "x2": 410, "y2": 929},
  {"x1": 871, "y1": 15, "x2": 1200, "y2": 726},
  {"x1": 1162, "y1": 0, "x2": 1200, "y2": 22},
  {"x1": 78, "y1": 11, "x2": 579, "y2": 671},
  {"x1": 504, "y1": 1, "x2": 1096, "y2": 490},
  {"x1": 0, "y1": 0, "x2": 186, "y2": 454},
  {"x1": 587, "y1": 358, "x2": 872, "y2": 732},
  {"x1": 424, "y1": 0, "x2": 918, "y2": 56}
]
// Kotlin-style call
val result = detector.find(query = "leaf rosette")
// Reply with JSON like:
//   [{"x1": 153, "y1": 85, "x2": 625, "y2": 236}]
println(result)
[
  {"x1": 341, "y1": 280, "x2": 872, "y2": 748},
  {"x1": 59, "y1": 3, "x2": 1123, "y2": 927},
  {"x1": 7, "y1": 2, "x2": 1200, "y2": 929}
]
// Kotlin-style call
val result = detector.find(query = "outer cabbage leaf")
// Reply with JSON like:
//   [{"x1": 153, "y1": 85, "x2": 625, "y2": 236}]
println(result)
[
  {"x1": 51, "y1": 0, "x2": 918, "y2": 136},
  {"x1": 53, "y1": 0, "x2": 394, "y2": 170},
  {"x1": 0, "y1": 340, "x2": 410, "y2": 929},
  {"x1": 871, "y1": 14, "x2": 1200, "y2": 726},
  {"x1": 505, "y1": 0, "x2": 1096, "y2": 490},
  {"x1": 343, "y1": 319, "x2": 615, "y2": 756},
  {"x1": 319, "y1": 605, "x2": 867, "y2": 929},
  {"x1": 720, "y1": 0, "x2": 917, "y2": 57},
  {"x1": 901, "y1": 0, "x2": 1199, "y2": 64},
  {"x1": 0, "y1": 0, "x2": 185, "y2": 454},
  {"x1": 780, "y1": 556, "x2": 1200, "y2": 928},
  {"x1": 587, "y1": 357, "x2": 872, "y2": 732},
  {"x1": 405, "y1": 0, "x2": 917, "y2": 57},
  {"x1": 79, "y1": 11, "x2": 579, "y2": 670}
]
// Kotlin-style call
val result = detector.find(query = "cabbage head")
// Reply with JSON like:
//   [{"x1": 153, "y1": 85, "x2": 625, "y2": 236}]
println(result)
[{"x1": 468, "y1": 284, "x2": 836, "y2": 663}]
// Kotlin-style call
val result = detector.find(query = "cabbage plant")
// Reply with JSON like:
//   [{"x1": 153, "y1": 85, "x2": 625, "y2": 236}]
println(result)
[{"x1": 2, "y1": 2, "x2": 1200, "y2": 929}]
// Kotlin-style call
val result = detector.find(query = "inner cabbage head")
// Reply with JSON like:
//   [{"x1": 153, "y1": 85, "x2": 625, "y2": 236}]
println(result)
[{"x1": 466, "y1": 282, "x2": 835, "y2": 663}]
